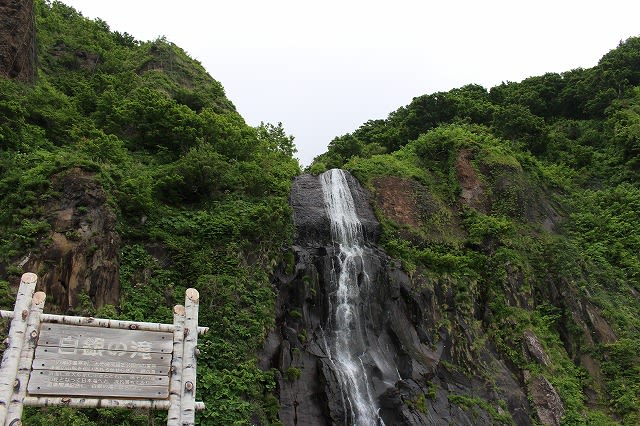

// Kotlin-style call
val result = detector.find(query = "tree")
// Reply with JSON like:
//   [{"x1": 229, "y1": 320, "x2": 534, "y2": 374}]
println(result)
[{"x1": 256, "y1": 122, "x2": 296, "y2": 157}]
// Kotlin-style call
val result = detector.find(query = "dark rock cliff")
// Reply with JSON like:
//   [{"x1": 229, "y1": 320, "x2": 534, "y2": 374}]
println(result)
[
  {"x1": 19, "y1": 168, "x2": 120, "y2": 312},
  {"x1": 0, "y1": 0, "x2": 36, "y2": 83},
  {"x1": 262, "y1": 171, "x2": 534, "y2": 425}
]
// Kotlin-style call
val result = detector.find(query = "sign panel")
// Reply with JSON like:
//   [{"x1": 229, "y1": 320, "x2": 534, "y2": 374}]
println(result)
[
  {"x1": 27, "y1": 370, "x2": 169, "y2": 398},
  {"x1": 32, "y1": 346, "x2": 171, "y2": 375},
  {"x1": 37, "y1": 323, "x2": 173, "y2": 353},
  {"x1": 29, "y1": 323, "x2": 173, "y2": 399}
]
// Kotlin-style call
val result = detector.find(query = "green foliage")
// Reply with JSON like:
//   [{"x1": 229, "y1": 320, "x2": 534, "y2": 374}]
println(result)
[
  {"x1": 285, "y1": 367, "x2": 302, "y2": 381},
  {"x1": 447, "y1": 394, "x2": 514, "y2": 425},
  {"x1": 0, "y1": 2, "x2": 299, "y2": 425},
  {"x1": 4, "y1": 2, "x2": 640, "y2": 424},
  {"x1": 310, "y1": 38, "x2": 640, "y2": 423}
]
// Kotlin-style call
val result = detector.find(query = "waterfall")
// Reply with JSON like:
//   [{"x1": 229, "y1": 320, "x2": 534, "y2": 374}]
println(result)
[{"x1": 320, "y1": 169, "x2": 384, "y2": 426}]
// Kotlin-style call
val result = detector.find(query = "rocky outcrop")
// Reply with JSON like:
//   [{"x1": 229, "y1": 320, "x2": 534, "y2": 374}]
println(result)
[
  {"x1": 456, "y1": 149, "x2": 489, "y2": 212},
  {"x1": 0, "y1": 0, "x2": 36, "y2": 83},
  {"x1": 264, "y1": 171, "x2": 531, "y2": 425},
  {"x1": 21, "y1": 168, "x2": 120, "y2": 312},
  {"x1": 528, "y1": 375, "x2": 565, "y2": 426}
]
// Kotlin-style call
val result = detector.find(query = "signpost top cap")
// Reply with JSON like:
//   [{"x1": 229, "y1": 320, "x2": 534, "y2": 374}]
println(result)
[
  {"x1": 20, "y1": 272, "x2": 37, "y2": 284},
  {"x1": 185, "y1": 288, "x2": 199, "y2": 303}
]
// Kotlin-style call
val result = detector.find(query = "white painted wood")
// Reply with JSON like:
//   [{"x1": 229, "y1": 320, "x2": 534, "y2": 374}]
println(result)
[
  {"x1": 0, "y1": 312, "x2": 209, "y2": 335},
  {"x1": 0, "y1": 282, "x2": 208, "y2": 424},
  {"x1": 167, "y1": 305, "x2": 185, "y2": 426},
  {"x1": 7, "y1": 291, "x2": 45, "y2": 425},
  {"x1": 0, "y1": 273, "x2": 37, "y2": 425},
  {"x1": 22, "y1": 396, "x2": 205, "y2": 410},
  {"x1": 28, "y1": 370, "x2": 169, "y2": 398},
  {"x1": 181, "y1": 289, "x2": 199, "y2": 426}
]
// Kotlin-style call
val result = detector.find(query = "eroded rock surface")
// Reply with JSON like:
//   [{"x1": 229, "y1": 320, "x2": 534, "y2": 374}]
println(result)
[
  {"x1": 0, "y1": 0, "x2": 36, "y2": 82},
  {"x1": 529, "y1": 376, "x2": 565, "y2": 426},
  {"x1": 264, "y1": 171, "x2": 531, "y2": 425},
  {"x1": 23, "y1": 168, "x2": 120, "y2": 312}
]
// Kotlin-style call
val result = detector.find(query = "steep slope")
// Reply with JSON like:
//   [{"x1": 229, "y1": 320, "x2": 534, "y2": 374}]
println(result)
[
  {"x1": 0, "y1": 1, "x2": 299, "y2": 425},
  {"x1": 266, "y1": 170, "x2": 529, "y2": 425},
  {"x1": 302, "y1": 39, "x2": 640, "y2": 425}
]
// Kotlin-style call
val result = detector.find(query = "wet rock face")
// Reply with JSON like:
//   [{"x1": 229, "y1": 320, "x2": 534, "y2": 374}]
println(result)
[
  {"x1": 23, "y1": 168, "x2": 120, "y2": 312},
  {"x1": 290, "y1": 172, "x2": 380, "y2": 246},
  {"x1": 264, "y1": 171, "x2": 532, "y2": 425}
]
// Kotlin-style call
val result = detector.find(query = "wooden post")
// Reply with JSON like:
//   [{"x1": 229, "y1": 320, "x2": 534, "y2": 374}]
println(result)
[
  {"x1": 7, "y1": 291, "x2": 45, "y2": 424},
  {"x1": 180, "y1": 289, "x2": 199, "y2": 426},
  {"x1": 167, "y1": 305, "x2": 185, "y2": 426},
  {"x1": 0, "y1": 273, "x2": 37, "y2": 424}
]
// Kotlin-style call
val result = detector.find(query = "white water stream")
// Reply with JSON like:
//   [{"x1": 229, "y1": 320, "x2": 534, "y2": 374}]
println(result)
[{"x1": 321, "y1": 169, "x2": 385, "y2": 426}]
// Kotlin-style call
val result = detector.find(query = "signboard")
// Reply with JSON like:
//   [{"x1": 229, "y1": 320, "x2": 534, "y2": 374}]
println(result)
[
  {"x1": 28, "y1": 324, "x2": 173, "y2": 398},
  {"x1": 0, "y1": 273, "x2": 205, "y2": 426}
]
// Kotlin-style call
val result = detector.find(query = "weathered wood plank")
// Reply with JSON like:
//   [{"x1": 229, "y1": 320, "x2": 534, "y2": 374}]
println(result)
[
  {"x1": 27, "y1": 370, "x2": 169, "y2": 399},
  {"x1": 38, "y1": 323, "x2": 173, "y2": 354},
  {"x1": 32, "y1": 346, "x2": 170, "y2": 375}
]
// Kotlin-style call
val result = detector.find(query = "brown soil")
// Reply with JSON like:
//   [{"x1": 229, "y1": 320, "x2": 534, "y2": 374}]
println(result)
[
  {"x1": 372, "y1": 176, "x2": 422, "y2": 228},
  {"x1": 455, "y1": 149, "x2": 488, "y2": 212}
]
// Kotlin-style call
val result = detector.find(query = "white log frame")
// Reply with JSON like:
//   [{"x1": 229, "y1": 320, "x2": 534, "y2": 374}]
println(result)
[
  {"x1": 167, "y1": 305, "x2": 185, "y2": 426},
  {"x1": 0, "y1": 274, "x2": 206, "y2": 425},
  {"x1": 0, "y1": 312, "x2": 208, "y2": 335},
  {"x1": 0, "y1": 273, "x2": 37, "y2": 425},
  {"x1": 180, "y1": 289, "x2": 199, "y2": 426},
  {"x1": 7, "y1": 291, "x2": 46, "y2": 424},
  {"x1": 22, "y1": 397, "x2": 205, "y2": 410}
]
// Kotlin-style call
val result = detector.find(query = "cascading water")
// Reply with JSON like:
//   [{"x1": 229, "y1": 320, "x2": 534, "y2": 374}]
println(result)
[{"x1": 320, "y1": 168, "x2": 385, "y2": 426}]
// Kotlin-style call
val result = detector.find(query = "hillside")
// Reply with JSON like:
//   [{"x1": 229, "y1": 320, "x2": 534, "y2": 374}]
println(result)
[
  {"x1": 0, "y1": 1, "x2": 299, "y2": 424},
  {"x1": 307, "y1": 37, "x2": 640, "y2": 424},
  {"x1": 2, "y1": 1, "x2": 640, "y2": 425}
]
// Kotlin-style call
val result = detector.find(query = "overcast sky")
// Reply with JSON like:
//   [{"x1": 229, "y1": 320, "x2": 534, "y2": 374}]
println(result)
[{"x1": 62, "y1": 0, "x2": 639, "y2": 166}]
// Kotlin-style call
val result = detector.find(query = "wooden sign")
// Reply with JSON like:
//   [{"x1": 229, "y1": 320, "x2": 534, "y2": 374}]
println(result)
[
  {"x1": 27, "y1": 324, "x2": 173, "y2": 398},
  {"x1": 0, "y1": 273, "x2": 205, "y2": 426}
]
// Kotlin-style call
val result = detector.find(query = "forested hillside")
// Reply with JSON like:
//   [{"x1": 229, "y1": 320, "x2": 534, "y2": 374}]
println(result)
[
  {"x1": 0, "y1": 1, "x2": 299, "y2": 424},
  {"x1": 309, "y1": 37, "x2": 640, "y2": 424},
  {"x1": 2, "y1": 0, "x2": 640, "y2": 424}
]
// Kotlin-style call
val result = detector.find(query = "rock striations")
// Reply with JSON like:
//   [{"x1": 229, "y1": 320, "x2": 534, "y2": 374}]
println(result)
[{"x1": 263, "y1": 170, "x2": 534, "y2": 425}]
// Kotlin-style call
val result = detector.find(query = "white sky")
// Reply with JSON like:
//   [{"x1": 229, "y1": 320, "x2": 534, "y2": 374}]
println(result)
[{"x1": 61, "y1": 0, "x2": 640, "y2": 166}]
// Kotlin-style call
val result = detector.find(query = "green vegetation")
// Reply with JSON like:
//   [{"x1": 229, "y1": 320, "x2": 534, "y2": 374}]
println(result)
[
  {"x1": 2, "y1": 0, "x2": 640, "y2": 424},
  {"x1": 448, "y1": 394, "x2": 514, "y2": 425},
  {"x1": 311, "y1": 37, "x2": 640, "y2": 424},
  {"x1": 1, "y1": 1, "x2": 298, "y2": 425}
]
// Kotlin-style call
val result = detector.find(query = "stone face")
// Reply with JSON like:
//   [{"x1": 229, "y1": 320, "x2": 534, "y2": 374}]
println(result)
[
  {"x1": 265, "y1": 171, "x2": 532, "y2": 425},
  {"x1": 523, "y1": 330, "x2": 551, "y2": 366},
  {"x1": 0, "y1": 0, "x2": 36, "y2": 83},
  {"x1": 529, "y1": 376, "x2": 565, "y2": 426},
  {"x1": 456, "y1": 149, "x2": 489, "y2": 212},
  {"x1": 22, "y1": 168, "x2": 120, "y2": 312}
]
